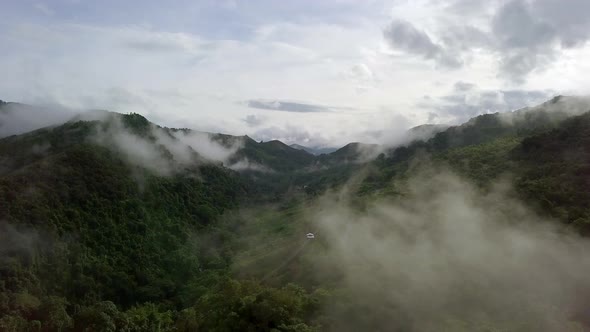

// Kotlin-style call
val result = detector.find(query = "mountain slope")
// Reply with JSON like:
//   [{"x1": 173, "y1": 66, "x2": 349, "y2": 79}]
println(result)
[
  {"x1": 0, "y1": 140, "x2": 243, "y2": 301},
  {"x1": 0, "y1": 101, "x2": 76, "y2": 138},
  {"x1": 2, "y1": 96, "x2": 590, "y2": 330},
  {"x1": 362, "y1": 98, "x2": 590, "y2": 232},
  {"x1": 289, "y1": 144, "x2": 337, "y2": 155},
  {"x1": 231, "y1": 138, "x2": 316, "y2": 172},
  {"x1": 513, "y1": 112, "x2": 590, "y2": 232},
  {"x1": 0, "y1": 113, "x2": 246, "y2": 328},
  {"x1": 0, "y1": 109, "x2": 328, "y2": 330}
]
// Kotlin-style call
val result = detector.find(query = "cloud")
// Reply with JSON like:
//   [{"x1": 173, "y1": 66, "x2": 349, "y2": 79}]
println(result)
[
  {"x1": 0, "y1": 222, "x2": 39, "y2": 257},
  {"x1": 246, "y1": 100, "x2": 331, "y2": 113},
  {"x1": 491, "y1": 0, "x2": 558, "y2": 83},
  {"x1": 492, "y1": 0, "x2": 555, "y2": 50},
  {"x1": 227, "y1": 158, "x2": 271, "y2": 172},
  {"x1": 453, "y1": 81, "x2": 476, "y2": 92},
  {"x1": 33, "y1": 3, "x2": 54, "y2": 16},
  {"x1": 122, "y1": 31, "x2": 198, "y2": 53},
  {"x1": 252, "y1": 124, "x2": 330, "y2": 146},
  {"x1": 91, "y1": 114, "x2": 244, "y2": 175},
  {"x1": 418, "y1": 84, "x2": 555, "y2": 123},
  {"x1": 310, "y1": 170, "x2": 590, "y2": 331},
  {"x1": 359, "y1": 112, "x2": 412, "y2": 147},
  {"x1": 445, "y1": 0, "x2": 492, "y2": 15},
  {"x1": 242, "y1": 114, "x2": 266, "y2": 127},
  {"x1": 439, "y1": 24, "x2": 491, "y2": 51},
  {"x1": 169, "y1": 130, "x2": 243, "y2": 163},
  {"x1": 385, "y1": 0, "x2": 590, "y2": 84},
  {"x1": 3, "y1": 1, "x2": 589, "y2": 145},
  {"x1": 348, "y1": 63, "x2": 374, "y2": 82},
  {"x1": 490, "y1": 0, "x2": 590, "y2": 83},
  {"x1": 383, "y1": 20, "x2": 462, "y2": 68},
  {"x1": 344, "y1": 63, "x2": 377, "y2": 94},
  {"x1": 383, "y1": 20, "x2": 441, "y2": 58},
  {"x1": 0, "y1": 102, "x2": 77, "y2": 138}
]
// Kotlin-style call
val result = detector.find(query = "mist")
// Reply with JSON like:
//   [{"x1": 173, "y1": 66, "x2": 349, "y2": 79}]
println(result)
[
  {"x1": 0, "y1": 222, "x2": 44, "y2": 269},
  {"x1": 0, "y1": 102, "x2": 77, "y2": 138},
  {"x1": 91, "y1": 114, "x2": 253, "y2": 175},
  {"x1": 307, "y1": 169, "x2": 590, "y2": 331},
  {"x1": 499, "y1": 95, "x2": 590, "y2": 126},
  {"x1": 350, "y1": 123, "x2": 451, "y2": 165},
  {"x1": 227, "y1": 158, "x2": 272, "y2": 172}
]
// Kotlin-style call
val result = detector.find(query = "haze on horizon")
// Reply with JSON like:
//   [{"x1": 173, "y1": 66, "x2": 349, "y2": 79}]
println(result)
[{"x1": 1, "y1": 0, "x2": 590, "y2": 147}]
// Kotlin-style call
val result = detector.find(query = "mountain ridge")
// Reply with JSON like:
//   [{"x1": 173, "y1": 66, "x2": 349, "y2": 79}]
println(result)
[{"x1": 3, "y1": 95, "x2": 590, "y2": 330}]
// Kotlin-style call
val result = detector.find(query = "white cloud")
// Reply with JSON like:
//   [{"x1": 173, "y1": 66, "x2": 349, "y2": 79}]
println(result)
[
  {"x1": 0, "y1": 1, "x2": 588, "y2": 146},
  {"x1": 91, "y1": 115, "x2": 244, "y2": 175},
  {"x1": 33, "y1": 3, "x2": 54, "y2": 16},
  {"x1": 385, "y1": 0, "x2": 590, "y2": 84},
  {"x1": 313, "y1": 170, "x2": 590, "y2": 330}
]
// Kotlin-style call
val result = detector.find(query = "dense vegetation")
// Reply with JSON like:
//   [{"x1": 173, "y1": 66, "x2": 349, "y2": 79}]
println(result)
[
  {"x1": 1, "y1": 97, "x2": 590, "y2": 330},
  {"x1": 513, "y1": 112, "x2": 590, "y2": 232},
  {"x1": 360, "y1": 98, "x2": 590, "y2": 233}
]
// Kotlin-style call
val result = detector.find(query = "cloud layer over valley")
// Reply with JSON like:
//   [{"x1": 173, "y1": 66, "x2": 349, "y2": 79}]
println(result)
[{"x1": 309, "y1": 170, "x2": 590, "y2": 330}]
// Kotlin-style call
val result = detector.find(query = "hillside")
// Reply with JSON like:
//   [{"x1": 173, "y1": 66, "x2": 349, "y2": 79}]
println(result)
[
  {"x1": 360, "y1": 96, "x2": 589, "y2": 186},
  {"x1": 0, "y1": 108, "x2": 339, "y2": 331},
  {"x1": 0, "y1": 101, "x2": 77, "y2": 138},
  {"x1": 0, "y1": 113, "x2": 249, "y2": 329},
  {"x1": 289, "y1": 144, "x2": 338, "y2": 156},
  {"x1": 2, "y1": 96, "x2": 590, "y2": 330},
  {"x1": 231, "y1": 138, "x2": 316, "y2": 172}
]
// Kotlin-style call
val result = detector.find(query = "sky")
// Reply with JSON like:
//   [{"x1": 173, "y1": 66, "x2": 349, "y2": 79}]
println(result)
[{"x1": 1, "y1": 0, "x2": 589, "y2": 147}]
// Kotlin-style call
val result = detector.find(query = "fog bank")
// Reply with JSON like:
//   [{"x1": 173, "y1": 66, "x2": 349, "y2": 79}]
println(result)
[{"x1": 311, "y1": 171, "x2": 590, "y2": 331}]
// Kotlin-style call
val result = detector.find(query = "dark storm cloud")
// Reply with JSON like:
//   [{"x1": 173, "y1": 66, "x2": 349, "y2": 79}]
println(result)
[{"x1": 246, "y1": 100, "x2": 331, "y2": 113}]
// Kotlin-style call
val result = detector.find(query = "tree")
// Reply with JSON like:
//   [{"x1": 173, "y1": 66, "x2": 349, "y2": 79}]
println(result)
[{"x1": 37, "y1": 296, "x2": 72, "y2": 332}]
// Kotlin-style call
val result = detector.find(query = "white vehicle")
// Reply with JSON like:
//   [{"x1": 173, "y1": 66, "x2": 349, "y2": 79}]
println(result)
[{"x1": 306, "y1": 233, "x2": 315, "y2": 239}]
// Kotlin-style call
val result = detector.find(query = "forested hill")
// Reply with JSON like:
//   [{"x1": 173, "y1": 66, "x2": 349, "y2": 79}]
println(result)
[
  {"x1": 0, "y1": 107, "x2": 344, "y2": 331},
  {"x1": 363, "y1": 95, "x2": 590, "y2": 231},
  {"x1": 1, "y1": 95, "x2": 590, "y2": 331},
  {"x1": 0, "y1": 103, "x2": 321, "y2": 174},
  {"x1": 0, "y1": 112, "x2": 248, "y2": 330}
]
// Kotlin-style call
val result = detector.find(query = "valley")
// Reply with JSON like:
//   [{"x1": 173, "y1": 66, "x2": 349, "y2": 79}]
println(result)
[{"x1": 2, "y1": 96, "x2": 590, "y2": 331}]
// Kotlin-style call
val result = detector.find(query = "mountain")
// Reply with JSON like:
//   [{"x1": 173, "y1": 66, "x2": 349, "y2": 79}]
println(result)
[
  {"x1": 0, "y1": 101, "x2": 77, "y2": 138},
  {"x1": 512, "y1": 111, "x2": 590, "y2": 232},
  {"x1": 0, "y1": 107, "x2": 336, "y2": 330},
  {"x1": 2, "y1": 95, "x2": 590, "y2": 331},
  {"x1": 289, "y1": 143, "x2": 338, "y2": 155},
  {"x1": 321, "y1": 142, "x2": 380, "y2": 162},
  {"x1": 405, "y1": 123, "x2": 449, "y2": 142},
  {"x1": 430, "y1": 95, "x2": 590, "y2": 151},
  {"x1": 231, "y1": 138, "x2": 316, "y2": 172},
  {"x1": 361, "y1": 96, "x2": 590, "y2": 228},
  {"x1": 0, "y1": 113, "x2": 245, "y2": 295}
]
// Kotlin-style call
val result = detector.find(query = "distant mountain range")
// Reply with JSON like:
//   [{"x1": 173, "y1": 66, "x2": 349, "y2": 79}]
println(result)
[{"x1": 288, "y1": 143, "x2": 338, "y2": 155}]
